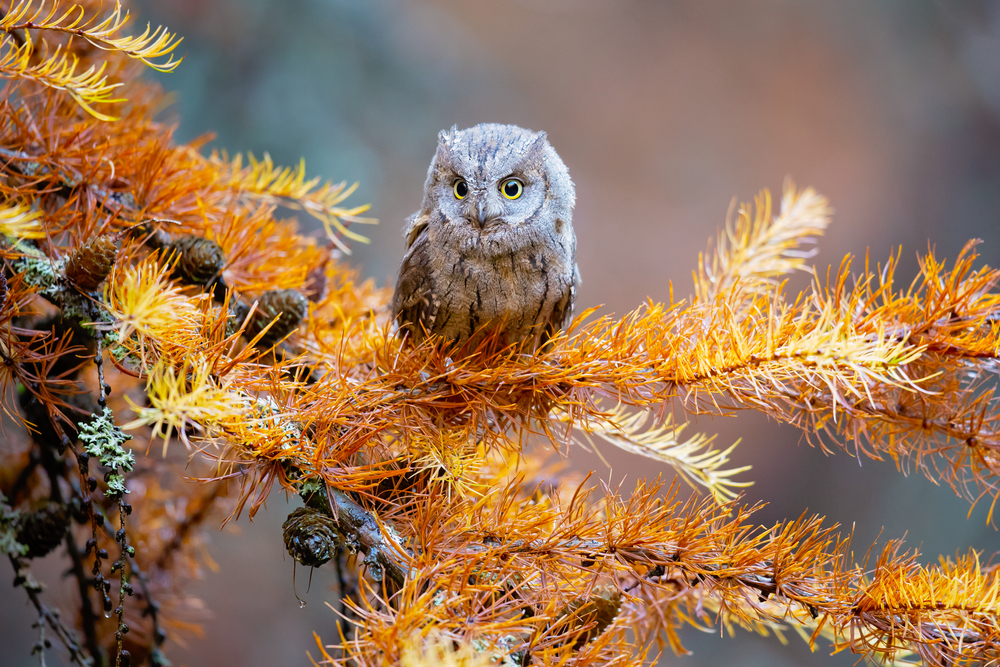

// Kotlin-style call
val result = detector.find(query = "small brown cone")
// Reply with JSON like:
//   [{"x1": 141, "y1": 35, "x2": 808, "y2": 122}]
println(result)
[
  {"x1": 168, "y1": 235, "x2": 226, "y2": 286},
  {"x1": 282, "y1": 506, "x2": 341, "y2": 568},
  {"x1": 553, "y1": 585, "x2": 623, "y2": 649},
  {"x1": 65, "y1": 235, "x2": 117, "y2": 291},
  {"x1": 17, "y1": 502, "x2": 69, "y2": 558},
  {"x1": 242, "y1": 289, "x2": 308, "y2": 346}
]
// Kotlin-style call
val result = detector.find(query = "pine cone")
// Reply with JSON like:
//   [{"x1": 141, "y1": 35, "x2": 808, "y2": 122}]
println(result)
[
  {"x1": 17, "y1": 503, "x2": 69, "y2": 558},
  {"x1": 64, "y1": 235, "x2": 117, "y2": 291},
  {"x1": 553, "y1": 585, "x2": 622, "y2": 648},
  {"x1": 242, "y1": 289, "x2": 308, "y2": 346},
  {"x1": 282, "y1": 506, "x2": 341, "y2": 568},
  {"x1": 168, "y1": 235, "x2": 225, "y2": 286}
]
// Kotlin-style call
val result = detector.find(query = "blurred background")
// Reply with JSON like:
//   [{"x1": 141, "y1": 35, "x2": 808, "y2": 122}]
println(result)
[{"x1": 5, "y1": 0, "x2": 1000, "y2": 665}]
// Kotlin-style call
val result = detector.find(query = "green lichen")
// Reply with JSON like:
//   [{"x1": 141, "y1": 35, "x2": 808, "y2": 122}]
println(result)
[
  {"x1": 51, "y1": 285, "x2": 117, "y2": 332},
  {"x1": 54, "y1": 287, "x2": 95, "y2": 318},
  {"x1": 78, "y1": 407, "x2": 134, "y2": 501},
  {"x1": 110, "y1": 343, "x2": 128, "y2": 362},
  {"x1": 297, "y1": 476, "x2": 326, "y2": 499},
  {"x1": 100, "y1": 326, "x2": 120, "y2": 347},
  {"x1": 1, "y1": 494, "x2": 27, "y2": 558},
  {"x1": 10, "y1": 250, "x2": 61, "y2": 293}
]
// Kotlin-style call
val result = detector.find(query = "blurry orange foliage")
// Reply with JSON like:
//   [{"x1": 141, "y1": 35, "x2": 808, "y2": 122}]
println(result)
[{"x1": 1, "y1": 2, "x2": 999, "y2": 667}]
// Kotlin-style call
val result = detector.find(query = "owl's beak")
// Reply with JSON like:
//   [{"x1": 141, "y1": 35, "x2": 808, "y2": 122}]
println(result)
[
  {"x1": 473, "y1": 200, "x2": 499, "y2": 229},
  {"x1": 476, "y1": 201, "x2": 487, "y2": 228}
]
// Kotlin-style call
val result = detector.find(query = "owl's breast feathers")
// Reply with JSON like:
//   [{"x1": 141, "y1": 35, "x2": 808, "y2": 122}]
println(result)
[{"x1": 391, "y1": 218, "x2": 578, "y2": 345}]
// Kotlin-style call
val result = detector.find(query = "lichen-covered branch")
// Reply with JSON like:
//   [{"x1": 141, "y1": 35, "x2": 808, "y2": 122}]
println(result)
[{"x1": 2, "y1": 1, "x2": 999, "y2": 666}]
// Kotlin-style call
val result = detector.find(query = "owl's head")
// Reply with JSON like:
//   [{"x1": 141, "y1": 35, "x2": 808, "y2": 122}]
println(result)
[{"x1": 420, "y1": 123, "x2": 575, "y2": 243}]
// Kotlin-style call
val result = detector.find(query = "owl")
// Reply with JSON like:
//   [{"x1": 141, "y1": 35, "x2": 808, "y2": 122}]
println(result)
[{"x1": 391, "y1": 123, "x2": 579, "y2": 347}]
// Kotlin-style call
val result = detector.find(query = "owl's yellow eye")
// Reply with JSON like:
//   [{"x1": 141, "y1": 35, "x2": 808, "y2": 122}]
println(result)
[
  {"x1": 501, "y1": 178, "x2": 523, "y2": 200},
  {"x1": 453, "y1": 179, "x2": 468, "y2": 199}
]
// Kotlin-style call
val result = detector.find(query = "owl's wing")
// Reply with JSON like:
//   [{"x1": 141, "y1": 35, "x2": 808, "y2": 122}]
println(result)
[
  {"x1": 391, "y1": 222, "x2": 435, "y2": 341},
  {"x1": 545, "y1": 263, "x2": 580, "y2": 338},
  {"x1": 402, "y1": 211, "x2": 430, "y2": 250}
]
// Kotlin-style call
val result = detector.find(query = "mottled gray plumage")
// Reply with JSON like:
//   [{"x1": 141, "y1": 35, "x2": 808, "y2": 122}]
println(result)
[{"x1": 391, "y1": 123, "x2": 579, "y2": 346}]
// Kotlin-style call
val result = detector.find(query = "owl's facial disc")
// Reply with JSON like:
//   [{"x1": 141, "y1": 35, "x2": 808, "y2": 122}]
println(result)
[{"x1": 431, "y1": 124, "x2": 549, "y2": 232}]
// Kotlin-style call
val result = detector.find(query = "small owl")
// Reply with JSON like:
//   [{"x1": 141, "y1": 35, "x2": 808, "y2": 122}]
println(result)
[{"x1": 391, "y1": 123, "x2": 579, "y2": 347}]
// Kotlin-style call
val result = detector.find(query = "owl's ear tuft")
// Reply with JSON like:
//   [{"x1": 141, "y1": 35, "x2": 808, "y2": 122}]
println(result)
[
  {"x1": 438, "y1": 125, "x2": 458, "y2": 147},
  {"x1": 435, "y1": 126, "x2": 458, "y2": 165}
]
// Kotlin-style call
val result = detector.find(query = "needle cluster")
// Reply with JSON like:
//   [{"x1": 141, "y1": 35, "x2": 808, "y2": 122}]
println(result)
[{"x1": 0, "y1": 2, "x2": 999, "y2": 667}]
